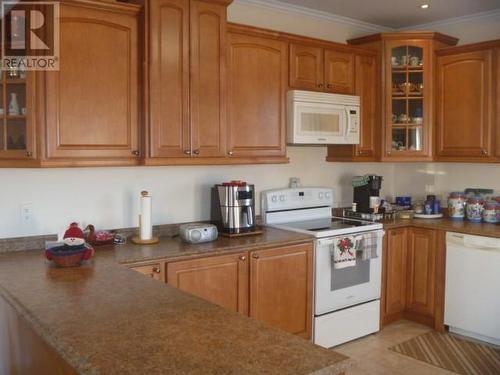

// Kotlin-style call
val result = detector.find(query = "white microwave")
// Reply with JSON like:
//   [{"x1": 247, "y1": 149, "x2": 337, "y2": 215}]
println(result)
[{"x1": 287, "y1": 90, "x2": 360, "y2": 145}]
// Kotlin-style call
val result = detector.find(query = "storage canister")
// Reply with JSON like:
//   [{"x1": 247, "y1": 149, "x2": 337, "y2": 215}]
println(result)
[
  {"x1": 466, "y1": 196, "x2": 484, "y2": 222},
  {"x1": 447, "y1": 192, "x2": 466, "y2": 220},
  {"x1": 483, "y1": 202, "x2": 498, "y2": 223}
]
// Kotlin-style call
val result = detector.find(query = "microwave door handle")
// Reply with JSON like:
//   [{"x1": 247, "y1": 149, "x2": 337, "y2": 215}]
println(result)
[{"x1": 344, "y1": 108, "x2": 351, "y2": 138}]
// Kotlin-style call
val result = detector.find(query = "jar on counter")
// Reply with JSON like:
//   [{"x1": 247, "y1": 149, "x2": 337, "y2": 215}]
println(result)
[
  {"x1": 483, "y1": 202, "x2": 498, "y2": 224},
  {"x1": 466, "y1": 196, "x2": 484, "y2": 222},
  {"x1": 448, "y1": 192, "x2": 466, "y2": 220}
]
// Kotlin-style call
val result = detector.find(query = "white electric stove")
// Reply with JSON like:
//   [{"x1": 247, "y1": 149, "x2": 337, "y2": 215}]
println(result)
[{"x1": 261, "y1": 187, "x2": 384, "y2": 348}]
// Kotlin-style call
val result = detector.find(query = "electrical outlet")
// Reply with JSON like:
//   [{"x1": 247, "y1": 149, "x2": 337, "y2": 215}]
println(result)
[{"x1": 20, "y1": 203, "x2": 33, "y2": 224}]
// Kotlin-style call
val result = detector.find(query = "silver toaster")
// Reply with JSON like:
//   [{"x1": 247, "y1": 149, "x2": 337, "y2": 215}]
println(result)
[{"x1": 179, "y1": 223, "x2": 218, "y2": 244}]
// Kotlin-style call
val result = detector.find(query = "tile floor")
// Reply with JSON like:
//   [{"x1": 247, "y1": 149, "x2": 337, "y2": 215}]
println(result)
[{"x1": 334, "y1": 320, "x2": 456, "y2": 374}]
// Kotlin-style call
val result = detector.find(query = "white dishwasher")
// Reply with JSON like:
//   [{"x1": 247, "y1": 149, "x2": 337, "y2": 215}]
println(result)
[{"x1": 445, "y1": 232, "x2": 500, "y2": 346}]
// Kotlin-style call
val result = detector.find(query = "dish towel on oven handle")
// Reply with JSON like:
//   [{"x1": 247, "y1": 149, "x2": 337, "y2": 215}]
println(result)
[
  {"x1": 331, "y1": 235, "x2": 357, "y2": 269},
  {"x1": 355, "y1": 231, "x2": 383, "y2": 260}
]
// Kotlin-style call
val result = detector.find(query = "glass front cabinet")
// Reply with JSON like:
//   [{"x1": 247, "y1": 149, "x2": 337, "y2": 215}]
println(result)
[
  {"x1": 348, "y1": 32, "x2": 458, "y2": 161},
  {"x1": 0, "y1": 70, "x2": 35, "y2": 161}
]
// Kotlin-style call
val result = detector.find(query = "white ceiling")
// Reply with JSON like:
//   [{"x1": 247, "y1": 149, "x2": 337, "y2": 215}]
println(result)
[{"x1": 273, "y1": 0, "x2": 500, "y2": 28}]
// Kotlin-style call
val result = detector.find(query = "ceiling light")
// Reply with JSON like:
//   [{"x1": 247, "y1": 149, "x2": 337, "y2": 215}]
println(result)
[{"x1": 419, "y1": 4, "x2": 430, "y2": 9}]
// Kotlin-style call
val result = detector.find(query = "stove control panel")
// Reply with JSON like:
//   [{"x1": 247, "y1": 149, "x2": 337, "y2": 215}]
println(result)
[{"x1": 261, "y1": 187, "x2": 334, "y2": 213}]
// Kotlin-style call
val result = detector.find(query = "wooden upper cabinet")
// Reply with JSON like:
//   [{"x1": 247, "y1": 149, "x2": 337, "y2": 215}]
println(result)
[
  {"x1": 190, "y1": 0, "x2": 227, "y2": 158},
  {"x1": 406, "y1": 228, "x2": 436, "y2": 318},
  {"x1": 383, "y1": 228, "x2": 407, "y2": 323},
  {"x1": 227, "y1": 31, "x2": 287, "y2": 159},
  {"x1": 167, "y1": 253, "x2": 249, "y2": 314},
  {"x1": 148, "y1": 0, "x2": 190, "y2": 158},
  {"x1": 436, "y1": 48, "x2": 494, "y2": 160},
  {"x1": 324, "y1": 50, "x2": 355, "y2": 94},
  {"x1": 44, "y1": 1, "x2": 140, "y2": 163},
  {"x1": 249, "y1": 243, "x2": 313, "y2": 339},
  {"x1": 327, "y1": 53, "x2": 380, "y2": 161},
  {"x1": 289, "y1": 44, "x2": 324, "y2": 90}
]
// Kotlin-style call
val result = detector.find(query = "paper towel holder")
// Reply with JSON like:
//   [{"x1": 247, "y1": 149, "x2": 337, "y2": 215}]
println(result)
[{"x1": 131, "y1": 190, "x2": 160, "y2": 245}]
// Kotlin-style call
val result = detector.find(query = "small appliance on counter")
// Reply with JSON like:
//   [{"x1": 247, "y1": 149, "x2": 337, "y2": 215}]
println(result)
[
  {"x1": 179, "y1": 223, "x2": 218, "y2": 244},
  {"x1": 211, "y1": 181, "x2": 261, "y2": 237},
  {"x1": 352, "y1": 175, "x2": 383, "y2": 214}
]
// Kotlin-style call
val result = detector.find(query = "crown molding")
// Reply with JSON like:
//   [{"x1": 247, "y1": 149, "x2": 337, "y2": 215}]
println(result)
[
  {"x1": 232, "y1": 0, "x2": 393, "y2": 33},
  {"x1": 397, "y1": 8, "x2": 500, "y2": 31}
]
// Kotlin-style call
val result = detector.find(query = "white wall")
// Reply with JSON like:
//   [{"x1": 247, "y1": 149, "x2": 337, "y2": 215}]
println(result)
[{"x1": 0, "y1": 148, "x2": 394, "y2": 238}]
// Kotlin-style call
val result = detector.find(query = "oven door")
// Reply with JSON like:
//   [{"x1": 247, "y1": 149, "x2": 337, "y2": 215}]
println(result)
[{"x1": 315, "y1": 230, "x2": 383, "y2": 315}]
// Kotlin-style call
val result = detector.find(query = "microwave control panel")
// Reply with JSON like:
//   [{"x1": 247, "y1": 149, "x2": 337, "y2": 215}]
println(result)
[{"x1": 348, "y1": 108, "x2": 360, "y2": 132}]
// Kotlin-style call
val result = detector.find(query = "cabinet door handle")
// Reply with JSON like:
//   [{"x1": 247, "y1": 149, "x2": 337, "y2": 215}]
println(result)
[
  {"x1": 184, "y1": 150, "x2": 192, "y2": 155},
  {"x1": 193, "y1": 149, "x2": 200, "y2": 155},
  {"x1": 239, "y1": 256, "x2": 246, "y2": 261},
  {"x1": 132, "y1": 150, "x2": 140, "y2": 156},
  {"x1": 327, "y1": 84, "x2": 332, "y2": 89},
  {"x1": 481, "y1": 149, "x2": 488, "y2": 155},
  {"x1": 251, "y1": 253, "x2": 259, "y2": 259},
  {"x1": 26, "y1": 151, "x2": 32, "y2": 157},
  {"x1": 318, "y1": 83, "x2": 324, "y2": 88},
  {"x1": 152, "y1": 267, "x2": 161, "y2": 274},
  {"x1": 228, "y1": 151, "x2": 234, "y2": 156}
]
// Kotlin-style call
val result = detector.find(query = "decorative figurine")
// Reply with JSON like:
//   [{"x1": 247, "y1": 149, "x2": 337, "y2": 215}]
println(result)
[{"x1": 45, "y1": 223, "x2": 95, "y2": 267}]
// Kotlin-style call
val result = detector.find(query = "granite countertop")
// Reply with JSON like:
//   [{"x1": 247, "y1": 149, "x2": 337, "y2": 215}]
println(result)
[
  {"x1": 382, "y1": 216, "x2": 500, "y2": 238},
  {"x1": 0, "y1": 227, "x2": 351, "y2": 375},
  {"x1": 115, "y1": 226, "x2": 316, "y2": 265}
]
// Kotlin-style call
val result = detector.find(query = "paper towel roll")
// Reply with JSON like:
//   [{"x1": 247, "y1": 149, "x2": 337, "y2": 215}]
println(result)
[{"x1": 139, "y1": 191, "x2": 152, "y2": 240}]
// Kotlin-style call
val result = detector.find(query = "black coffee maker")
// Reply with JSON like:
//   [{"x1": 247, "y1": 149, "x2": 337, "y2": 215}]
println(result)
[{"x1": 353, "y1": 175, "x2": 383, "y2": 213}]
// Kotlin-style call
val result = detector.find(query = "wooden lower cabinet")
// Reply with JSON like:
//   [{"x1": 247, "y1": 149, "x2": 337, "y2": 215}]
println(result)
[
  {"x1": 249, "y1": 243, "x2": 313, "y2": 339},
  {"x1": 167, "y1": 253, "x2": 249, "y2": 314},
  {"x1": 130, "y1": 264, "x2": 164, "y2": 282},
  {"x1": 383, "y1": 228, "x2": 408, "y2": 324},
  {"x1": 165, "y1": 242, "x2": 313, "y2": 338},
  {"x1": 406, "y1": 228, "x2": 436, "y2": 321},
  {"x1": 382, "y1": 227, "x2": 439, "y2": 328}
]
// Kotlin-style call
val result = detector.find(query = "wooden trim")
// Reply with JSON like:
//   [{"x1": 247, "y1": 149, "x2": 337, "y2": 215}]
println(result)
[
  {"x1": 348, "y1": 32, "x2": 459, "y2": 46},
  {"x1": 436, "y1": 39, "x2": 500, "y2": 56},
  {"x1": 61, "y1": 0, "x2": 142, "y2": 14},
  {"x1": 434, "y1": 230, "x2": 447, "y2": 332},
  {"x1": 227, "y1": 23, "x2": 378, "y2": 57},
  {"x1": 143, "y1": 156, "x2": 290, "y2": 166},
  {"x1": 196, "y1": 0, "x2": 233, "y2": 5}
]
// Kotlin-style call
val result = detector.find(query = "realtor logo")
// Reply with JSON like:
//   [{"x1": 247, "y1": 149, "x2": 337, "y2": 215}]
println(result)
[{"x1": 1, "y1": 1, "x2": 60, "y2": 71}]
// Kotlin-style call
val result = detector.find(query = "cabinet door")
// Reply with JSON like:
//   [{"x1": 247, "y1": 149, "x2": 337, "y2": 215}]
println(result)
[
  {"x1": 227, "y1": 32, "x2": 287, "y2": 158},
  {"x1": 324, "y1": 50, "x2": 355, "y2": 94},
  {"x1": 354, "y1": 54, "x2": 380, "y2": 159},
  {"x1": 436, "y1": 49, "x2": 493, "y2": 159},
  {"x1": 130, "y1": 264, "x2": 163, "y2": 282},
  {"x1": 0, "y1": 70, "x2": 36, "y2": 163},
  {"x1": 289, "y1": 44, "x2": 324, "y2": 91},
  {"x1": 148, "y1": 0, "x2": 190, "y2": 158},
  {"x1": 167, "y1": 253, "x2": 248, "y2": 314},
  {"x1": 45, "y1": 3, "x2": 140, "y2": 160},
  {"x1": 190, "y1": 0, "x2": 226, "y2": 158},
  {"x1": 326, "y1": 54, "x2": 379, "y2": 161},
  {"x1": 383, "y1": 228, "x2": 407, "y2": 321},
  {"x1": 249, "y1": 243, "x2": 313, "y2": 339},
  {"x1": 406, "y1": 228, "x2": 436, "y2": 317}
]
